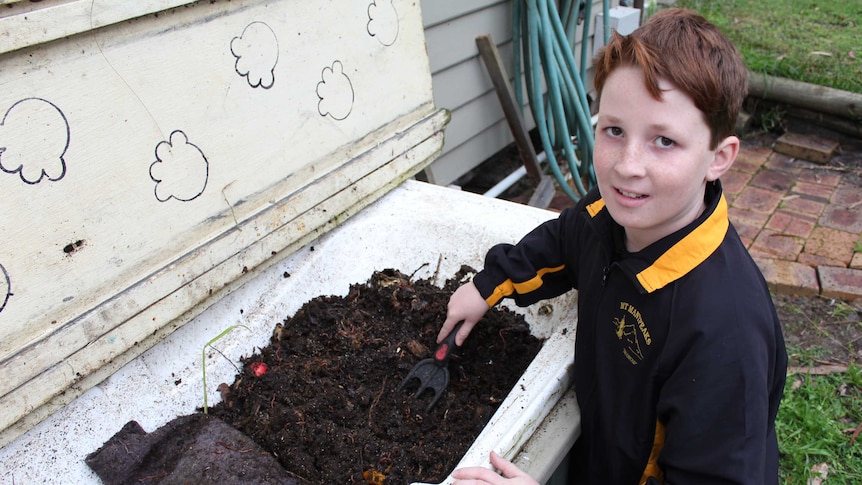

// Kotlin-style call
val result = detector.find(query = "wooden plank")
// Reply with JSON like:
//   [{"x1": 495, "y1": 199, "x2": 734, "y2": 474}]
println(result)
[
  {"x1": 0, "y1": 0, "x2": 200, "y2": 54},
  {"x1": 476, "y1": 34, "x2": 542, "y2": 185},
  {"x1": 0, "y1": 0, "x2": 447, "y2": 442}
]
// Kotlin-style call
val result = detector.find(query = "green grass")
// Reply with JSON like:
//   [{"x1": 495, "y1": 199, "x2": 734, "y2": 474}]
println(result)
[
  {"x1": 674, "y1": 0, "x2": 862, "y2": 94},
  {"x1": 777, "y1": 358, "x2": 862, "y2": 483}
]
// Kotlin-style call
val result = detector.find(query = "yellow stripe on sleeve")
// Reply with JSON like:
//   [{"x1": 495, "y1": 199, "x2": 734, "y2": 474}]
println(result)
[{"x1": 484, "y1": 264, "x2": 566, "y2": 307}]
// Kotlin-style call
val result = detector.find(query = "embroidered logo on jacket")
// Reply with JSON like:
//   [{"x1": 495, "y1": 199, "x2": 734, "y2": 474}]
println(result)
[{"x1": 614, "y1": 301, "x2": 652, "y2": 364}]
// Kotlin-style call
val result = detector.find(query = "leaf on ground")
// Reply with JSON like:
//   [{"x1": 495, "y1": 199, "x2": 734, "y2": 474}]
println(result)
[
  {"x1": 850, "y1": 422, "x2": 862, "y2": 446},
  {"x1": 807, "y1": 462, "x2": 828, "y2": 485}
]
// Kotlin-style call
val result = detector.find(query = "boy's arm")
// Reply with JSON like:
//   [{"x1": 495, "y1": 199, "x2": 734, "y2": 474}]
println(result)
[
  {"x1": 438, "y1": 206, "x2": 583, "y2": 345},
  {"x1": 472, "y1": 209, "x2": 578, "y2": 309}
]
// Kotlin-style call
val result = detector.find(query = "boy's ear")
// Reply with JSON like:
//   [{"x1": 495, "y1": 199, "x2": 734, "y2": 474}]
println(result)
[{"x1": 706, "y1": 135, "x2": 740, "y2": 182}]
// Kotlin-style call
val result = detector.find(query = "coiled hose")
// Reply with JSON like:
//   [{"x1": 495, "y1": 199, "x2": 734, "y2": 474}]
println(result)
[{"x1": 513, "y1": 0, "x2": 609, "y2": 201}]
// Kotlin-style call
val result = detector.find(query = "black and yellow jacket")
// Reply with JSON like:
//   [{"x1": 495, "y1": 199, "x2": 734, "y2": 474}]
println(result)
[{"x1": 472, "y1": 182, "x2": 787, "y2": 484}]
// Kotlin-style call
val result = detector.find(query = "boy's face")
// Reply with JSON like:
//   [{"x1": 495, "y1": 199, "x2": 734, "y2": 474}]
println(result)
[{"x1": 593, "y1": 65, "x2": 737, "y2": 252}]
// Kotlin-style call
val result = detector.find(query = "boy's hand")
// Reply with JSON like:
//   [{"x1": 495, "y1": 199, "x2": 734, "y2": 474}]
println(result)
[
  {"x1": 437, "y1": 281, "x2": 489, "y2": 346},
  {"x1": 451, "y1": 451, "x2": 539, "y2": 485}
]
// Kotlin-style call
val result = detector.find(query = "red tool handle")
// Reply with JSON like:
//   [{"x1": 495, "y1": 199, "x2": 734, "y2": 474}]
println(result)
[{"x1": 434, "y1": 322, "x2": 463, "y2": 367}]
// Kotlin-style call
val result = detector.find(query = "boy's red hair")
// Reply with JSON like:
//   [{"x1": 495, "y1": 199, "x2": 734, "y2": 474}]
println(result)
[{"x1": 593, "y1": 8, "x2": 747, "y2": 149}]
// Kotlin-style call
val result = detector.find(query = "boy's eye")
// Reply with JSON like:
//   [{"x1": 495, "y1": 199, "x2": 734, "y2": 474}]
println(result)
[
  {"x1": 655, "y1": 136, "x2": 675, "y2": 148},
  {"x1": 604, "y1": 126, "x2": 623, "y2": 137}
]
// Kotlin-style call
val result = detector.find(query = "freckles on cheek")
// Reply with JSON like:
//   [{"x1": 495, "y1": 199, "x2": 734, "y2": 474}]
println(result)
[{"x1": 591, "y1": 149, "x2": 613, "y2": 183}]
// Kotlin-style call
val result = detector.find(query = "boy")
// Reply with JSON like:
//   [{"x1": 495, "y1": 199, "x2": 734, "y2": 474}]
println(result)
[{"x1": 442, "y1": 8, "x2": 787, "y2": 485}]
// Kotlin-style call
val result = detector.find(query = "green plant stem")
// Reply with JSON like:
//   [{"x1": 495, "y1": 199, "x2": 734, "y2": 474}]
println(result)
[{"x1": 202, "y1": 324, "x2": 250, "y2": 414}]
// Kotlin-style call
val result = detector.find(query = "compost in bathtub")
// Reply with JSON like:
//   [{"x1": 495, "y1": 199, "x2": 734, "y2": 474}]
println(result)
[{"x1": 87, "y1": 267, "x2": 543, "y2": 484}]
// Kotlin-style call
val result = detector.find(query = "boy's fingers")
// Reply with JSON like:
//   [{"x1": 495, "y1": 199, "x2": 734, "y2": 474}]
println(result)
[
  {"x1": 489, "y1": 451, "x2": 522, "y2": 478},
  {"x1": 454, "y1": 320, "x2": 476, "y2": 346},
  {"x1": 451, "y1": 465, "x2": 502, "y2": 483},
  {"x1": 439, "y1": 281, "x2": 487, "y2": 344},
  {"x1": 437, "y1": 318, "x2": 475, "y2": 346},
  {"x1": 451, "y1": 452, "x2": 535, "y2": 485},
  {"x1": 436, "y1": 317, "x2": 456, "y2": 343}
]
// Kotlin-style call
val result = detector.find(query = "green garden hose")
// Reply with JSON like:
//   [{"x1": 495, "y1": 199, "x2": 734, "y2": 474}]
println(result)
[{"x1": 513, "y1": 0, "x2": 610, "y2": 201}]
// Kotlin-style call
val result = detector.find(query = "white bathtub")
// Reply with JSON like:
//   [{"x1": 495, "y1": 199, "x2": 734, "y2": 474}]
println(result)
[{"x1": 0, "y1": 180, "x2": 580, "y2": 484}]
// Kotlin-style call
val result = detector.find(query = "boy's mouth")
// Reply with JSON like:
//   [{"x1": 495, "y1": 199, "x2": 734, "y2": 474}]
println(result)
[{"x1": 617, "y1": 188, "x2": 647, "y2": 199}]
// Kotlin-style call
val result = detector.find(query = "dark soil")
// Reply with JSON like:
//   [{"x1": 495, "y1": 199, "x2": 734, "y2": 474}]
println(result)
[
  {"x1": 207, "y1": 267, "x2": 542, "y2": 485},
  {"x1": 774, "y1": 293, "x2": 862, "y2": 368}
]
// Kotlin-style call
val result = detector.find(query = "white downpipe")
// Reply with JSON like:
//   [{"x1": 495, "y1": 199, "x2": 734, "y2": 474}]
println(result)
[
  {"x1": 483, "y1": 150, "x2": 548, "y2": 199},
  {"x1": 483, "y1": 115, "x2": 597, "y2": 199}
]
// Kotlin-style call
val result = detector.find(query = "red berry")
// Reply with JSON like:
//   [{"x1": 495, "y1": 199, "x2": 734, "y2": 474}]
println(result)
[{"x1": 249, "y1": 361, "x2": 268, "y2": 377}]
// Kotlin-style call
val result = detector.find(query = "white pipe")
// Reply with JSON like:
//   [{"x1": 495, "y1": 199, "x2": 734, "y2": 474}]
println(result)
[
  {"x1": 483, "y1": 114, "x2": 597, "y2": 200},
  {"x1": 483, "y1": 166, "x2": 527, "y2": 199},
  {"x1": 483, "y1": 150, "x2": 548, "y2": 199}
]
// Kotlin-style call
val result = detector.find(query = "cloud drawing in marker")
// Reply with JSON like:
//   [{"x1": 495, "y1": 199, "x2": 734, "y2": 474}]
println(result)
[
  {"x1": 0, "y1": 263, "x2": 9, "y2": 314},
  {"x1": 231, "y1": 21, "x2": 279, "y2": 89},
  {"x1": 0, "y1": 97, "x2": 69, "y2": 184},
  {"x1": 149, "y1": 130, "x2": 209, "y2": 202},
  {"x1": 316, "y1": 61, "x2": 354, "y2": 120},
  {"x1": 367, "y1": 0, "x2": 399, "y2": 46}
]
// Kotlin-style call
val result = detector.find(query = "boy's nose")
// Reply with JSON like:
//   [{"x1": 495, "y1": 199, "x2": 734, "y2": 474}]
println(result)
[{"x1": 615, "y1": 142, "x2": 646, "y2": 177}]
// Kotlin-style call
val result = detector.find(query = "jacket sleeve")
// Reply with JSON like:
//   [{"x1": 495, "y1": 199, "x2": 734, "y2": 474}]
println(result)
[{"x1": 472, "y1": 207, "x2": 580, "y2": 308}]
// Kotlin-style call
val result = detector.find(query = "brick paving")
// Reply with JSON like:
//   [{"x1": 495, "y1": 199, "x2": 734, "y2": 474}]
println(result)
[{"x1": 726, "y1": 137, "x2": 862, "y2": 300}]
